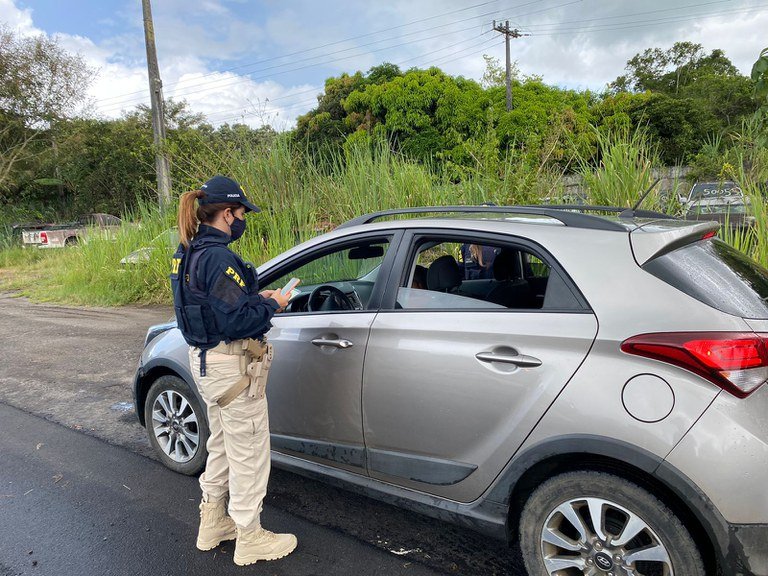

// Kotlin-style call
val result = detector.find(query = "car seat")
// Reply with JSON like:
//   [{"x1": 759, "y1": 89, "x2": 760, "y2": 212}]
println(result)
[
  {"x1": 427, "y1": 255, "x2": 462, "y2": 293},
  {"x1": 486, "y1": 250, "x2": 534, "y2": 308}
]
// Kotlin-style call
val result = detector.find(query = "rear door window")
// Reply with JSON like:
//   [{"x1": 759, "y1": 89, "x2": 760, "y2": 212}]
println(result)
[
  {"x1": 393, "y1": 235, "x2": 586, "y2": 312},
  {"x1": 643, "y1": 239, "x2": 768, "y2": 319}
]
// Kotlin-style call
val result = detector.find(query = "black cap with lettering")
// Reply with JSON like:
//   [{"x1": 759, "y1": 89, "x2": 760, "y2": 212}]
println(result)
[{"x1": 199, "y1": 175, "x2": 260, "y2": 213}]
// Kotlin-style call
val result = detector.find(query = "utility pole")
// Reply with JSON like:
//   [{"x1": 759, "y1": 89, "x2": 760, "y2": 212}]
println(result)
[
  {"x1": 492, "y1": 20, "x2": 528, "y2": 111},
  {"x1": 141, "y1": 0, "x2": 172, "y2": 209}
]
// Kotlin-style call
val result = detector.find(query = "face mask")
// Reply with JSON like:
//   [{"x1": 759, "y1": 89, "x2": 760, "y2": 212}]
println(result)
[{"x1": 229, "y1": 215, "x2": 246, "y2": 242}]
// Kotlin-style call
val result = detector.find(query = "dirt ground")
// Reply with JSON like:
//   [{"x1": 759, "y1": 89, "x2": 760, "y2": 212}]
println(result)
[{"x1": 0, "y1": 291, "x2": 172, "y2": 459}]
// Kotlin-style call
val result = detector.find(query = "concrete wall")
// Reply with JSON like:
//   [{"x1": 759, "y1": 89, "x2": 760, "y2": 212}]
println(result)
[{"x1": 560, "y1": 166, "x2": 692, "y2": 199}]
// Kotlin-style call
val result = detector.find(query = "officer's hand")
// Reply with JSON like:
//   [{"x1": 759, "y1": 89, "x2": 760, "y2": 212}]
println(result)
[{"x1": 269, "y1": 289, "x2": 291, "y2": 311}]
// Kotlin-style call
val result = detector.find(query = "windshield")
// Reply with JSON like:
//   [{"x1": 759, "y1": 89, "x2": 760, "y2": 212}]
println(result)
[
  {"x1": 687, "y1": 203, "x2": 748, "y2": 215},
  {"x1": 644, "y1": 239, "x2": 768, "y2": 319}
]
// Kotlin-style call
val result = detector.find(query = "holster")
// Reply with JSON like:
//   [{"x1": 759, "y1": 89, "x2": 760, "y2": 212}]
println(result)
[
  {"x1": 246, "y1": 342, "x2": 273, "y2": 399},
  {"x1": 215, "y1": 338, "x2": 273, "y2": 408}
]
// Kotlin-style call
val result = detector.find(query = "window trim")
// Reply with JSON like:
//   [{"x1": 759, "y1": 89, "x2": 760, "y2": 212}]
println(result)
[
  {"x1": 380, "y1": 228, "x2": 591, "y2": 313},
  {"x1": 258, "y1": 230, "x2": 404, "y2": 316}
]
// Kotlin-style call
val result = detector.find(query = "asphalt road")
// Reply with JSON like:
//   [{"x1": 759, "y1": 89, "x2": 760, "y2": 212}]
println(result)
[
  {"x1": 0, "y1": 293, "x2": 525, "y2": 576},
  {"x1": 0, "y1": 402, "x2": 445, "y2": 576}
]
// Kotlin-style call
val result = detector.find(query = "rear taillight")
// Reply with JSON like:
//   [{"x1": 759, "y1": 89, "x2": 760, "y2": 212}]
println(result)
[
  {"x1": 621, "y1": 332, "x2": 768, "y2": 398},
  {"x1": 40, "y1": 231, "x2": 48, "y2": 244}
]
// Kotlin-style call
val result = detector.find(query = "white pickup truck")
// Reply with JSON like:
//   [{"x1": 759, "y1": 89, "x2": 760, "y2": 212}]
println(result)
[{"x1": 22, "y1": 213, "x2": 122, "y2": 248}]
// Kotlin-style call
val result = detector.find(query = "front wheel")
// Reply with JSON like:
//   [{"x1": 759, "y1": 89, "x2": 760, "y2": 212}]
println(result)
[
  {"x1": 519, "y1": 470, "x2": 705, "y2": 576},
  {"x1": 144, "y1": 375, "x2": 208, "y2": 475}
]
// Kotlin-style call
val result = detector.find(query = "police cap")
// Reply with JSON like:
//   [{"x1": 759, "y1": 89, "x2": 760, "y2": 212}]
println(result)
[{"x1": 199, "y1": 175, "x2": 261, "y2": 213}]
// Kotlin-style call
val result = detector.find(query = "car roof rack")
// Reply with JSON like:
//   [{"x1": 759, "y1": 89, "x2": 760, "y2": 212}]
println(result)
[{"x1": 337, "y1": 205, "x2": 677, "y2": 232}]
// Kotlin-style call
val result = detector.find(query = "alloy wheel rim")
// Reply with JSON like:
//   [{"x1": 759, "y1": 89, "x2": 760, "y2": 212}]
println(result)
[
  {"x1": 151, "y1": 390, "x2": 200, "y2": 463},
  {"x1": 540, "y1": 496, "x2": 673, "y2": 576}
]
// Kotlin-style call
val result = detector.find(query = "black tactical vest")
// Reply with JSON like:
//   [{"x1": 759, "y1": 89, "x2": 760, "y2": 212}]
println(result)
[{"x1": 171, "y1": 240, "x2": 224, "y2": 351}]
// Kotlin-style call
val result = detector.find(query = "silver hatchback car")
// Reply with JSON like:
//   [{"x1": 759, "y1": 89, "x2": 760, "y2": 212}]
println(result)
[{"x1": 133, "y1": 206, "x2": 768, "y2": 576}]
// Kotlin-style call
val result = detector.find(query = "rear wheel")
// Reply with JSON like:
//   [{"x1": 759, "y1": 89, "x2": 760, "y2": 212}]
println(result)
[
  {"x1": 144, "y1": 375, "x2": 208, "y2": 475},
  {"x1": 519, "y1": 470, "x2": 705, "y2": 576}
]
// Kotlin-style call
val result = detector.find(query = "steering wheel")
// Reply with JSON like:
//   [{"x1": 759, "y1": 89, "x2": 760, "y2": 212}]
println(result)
[{"x1": 307, "y1": 284, "x2": 355, "y2": 312}]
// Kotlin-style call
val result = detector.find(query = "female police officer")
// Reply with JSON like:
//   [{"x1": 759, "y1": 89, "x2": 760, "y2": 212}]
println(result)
[{"x1": 171, "y1": 175, "x2": 295, "y2": 566}]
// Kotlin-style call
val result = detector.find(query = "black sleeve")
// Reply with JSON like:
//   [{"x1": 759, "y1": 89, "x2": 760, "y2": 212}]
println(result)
[{"x1": 204, "y1": 249, "x2": 280, "y2": 340}]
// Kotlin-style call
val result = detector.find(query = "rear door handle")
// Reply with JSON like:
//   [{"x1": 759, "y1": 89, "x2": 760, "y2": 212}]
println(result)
[
  {"x1": 311, "y1": 338, "x2": 354, "y2": 349},
  {"x1": 475, "y1": 351, "x2": 542, "y2": 367}
]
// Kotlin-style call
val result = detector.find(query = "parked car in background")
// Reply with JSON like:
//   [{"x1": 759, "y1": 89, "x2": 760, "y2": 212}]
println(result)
[
  {"x1": 22, "y1": 213, "x2": 122, "y2": 248},
  {"x1": 680, "y1": 181, "x2": 754, "y2": 228},
  {"x1": 134, "y1": 205, "x2": 768, "y2": 576},
  {"x1": 120, "y1": 228, "x2": 179, "y2": 266}
]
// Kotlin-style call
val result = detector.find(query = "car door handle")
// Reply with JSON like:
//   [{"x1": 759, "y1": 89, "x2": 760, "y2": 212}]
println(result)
[
  {"x1": 311, "y1": 338, "x2": 354, "y2": 349},
  {"x1": 475, "y1": 351, "x2": 542, "y2": 367}
]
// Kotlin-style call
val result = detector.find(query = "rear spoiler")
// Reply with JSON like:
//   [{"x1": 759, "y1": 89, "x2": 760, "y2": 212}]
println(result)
[{"x1": 630, "y1": 220, "x2": 720, "y2": 266}]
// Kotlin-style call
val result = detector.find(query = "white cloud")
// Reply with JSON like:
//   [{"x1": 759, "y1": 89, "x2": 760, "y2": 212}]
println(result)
[
  {"x1": 4, "y1": 0, "x2": 765, "y2": 129},
  {"x1": 0, "y1": 0, "x2": 38, "y2": 35},
  {"x1": 0, "y1": 0, "x2": 320, "y2": 128}
]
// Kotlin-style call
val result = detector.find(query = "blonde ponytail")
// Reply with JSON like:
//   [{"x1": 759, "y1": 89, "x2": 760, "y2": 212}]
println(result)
[
  {"x1": 470, "y1": 244, "x2": 485, "y2": 268},
  {"x1": 178, "y1": 190, "x2": 204, "y2": 248}
]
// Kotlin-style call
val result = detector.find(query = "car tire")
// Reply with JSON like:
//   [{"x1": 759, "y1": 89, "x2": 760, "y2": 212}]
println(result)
[
  {"x1": 519, "y1": 470, "x2": 705, "y2": 576},
  {"x1": 144, "y1": 375, "x2": 208, "y2": 476}
]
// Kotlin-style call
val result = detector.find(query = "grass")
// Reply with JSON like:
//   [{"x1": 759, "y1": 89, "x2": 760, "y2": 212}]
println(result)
[
  {"x1": 0, "y1": 201, "x2": 176, "y2": 305},
  {"x1": 2, "y1": 120, "x2": 767, "y2": 307}
]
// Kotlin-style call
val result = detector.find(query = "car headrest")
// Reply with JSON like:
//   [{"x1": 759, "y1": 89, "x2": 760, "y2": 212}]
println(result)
[
  {"x1": 493, "y1": 249, "x2": 522, "y2": 281},
  {"x1": 427, "y1": 255, "x2": 462, "y2": 291}
]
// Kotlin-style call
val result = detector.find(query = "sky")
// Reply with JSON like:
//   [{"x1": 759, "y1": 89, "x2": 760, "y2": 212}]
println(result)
[{"x1": 2, "y1": 0, "x2": 767, "y2": 130}]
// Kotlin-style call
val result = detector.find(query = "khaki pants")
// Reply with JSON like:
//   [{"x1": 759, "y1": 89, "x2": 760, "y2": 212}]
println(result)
[{"x1": 189, "y1": 347, "x2": 270, "y2": 530}]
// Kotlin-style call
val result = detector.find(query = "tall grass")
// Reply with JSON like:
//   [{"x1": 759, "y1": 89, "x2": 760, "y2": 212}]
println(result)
[
  {"x1": 2, "y1": 120, "x2": 768, "y2": 306},
  {"x1": 0, "y1": 201, "x2": 176, "y2": 305},
  {"x1": 578, "y1": 126, "x2": 664, "y2": 209}
]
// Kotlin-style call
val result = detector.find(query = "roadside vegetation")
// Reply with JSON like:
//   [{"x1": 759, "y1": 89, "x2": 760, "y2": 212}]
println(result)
[{"x1": 1, "y1": 27, "x2": 767, "y2": 306}]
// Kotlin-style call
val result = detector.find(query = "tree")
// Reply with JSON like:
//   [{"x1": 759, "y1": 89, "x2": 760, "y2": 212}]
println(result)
[
  {"x1": 480, "y1": 54, "x2": 507, "y2": 89},
  {"x1": 0, "y1": 27, "x2": 93, "y2": 199},
  {"x1": 0, "y1": 27, "x2": 92, "y2": 126},
  {"x1": 344, "y1": 68, "x2": 492, "y2": 162},
  {"x1": 612, "y1": 42, "x2": 740, "y2": 95},
  {"x1": 295, "y1": 72, "x2": 367, "y2": 152},
  {"x1": 753, "y1": 47, "x2": 768, "y2": 114},
  {"x1": 365, "y1": 62, "x2": 402, "y2": 85},
  {"x1": 630, "y1": 93, "x2": 719, "y2": 164}
]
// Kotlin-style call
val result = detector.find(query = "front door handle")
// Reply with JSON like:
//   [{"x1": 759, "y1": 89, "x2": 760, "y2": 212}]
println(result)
[
  {"x1": 311, "y1": 338, "x2": 354, "y2": 349},
  {"x1": 475, "y1": 351, "x2": 542, "y2": 367}
]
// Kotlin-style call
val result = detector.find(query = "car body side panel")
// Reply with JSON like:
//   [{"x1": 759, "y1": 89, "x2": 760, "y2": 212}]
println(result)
[
  {"x1": 265, "y1": 312, "x2": 375, "y2": 474},
  {"x1": 514, "y1": 237, "x2": 756, "y2": 488},
  {"x1": 665, "y1": 383, "x2": 768, "y2": 524},
  {"x1": 519, "y1": 339, "x2": 722, "y2": 461},
  {"x1": 362, "y1": 310, "x2": 598, "y2": 502}
]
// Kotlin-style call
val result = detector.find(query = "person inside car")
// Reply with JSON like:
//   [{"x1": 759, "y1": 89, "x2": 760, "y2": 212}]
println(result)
[{"x1": 460, "y1": 243, "x2": 498, "y2": 280}]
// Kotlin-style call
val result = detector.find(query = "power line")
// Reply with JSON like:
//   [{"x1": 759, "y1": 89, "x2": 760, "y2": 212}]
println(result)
[
  {"x1": 517, "y1": 0, "x2": 731, "y2": 28},
  {"x1": 96, "y1": 0, "x2": 561, "y2": 113},
  {"x1": 521, "y1": 3, "x2": 768, "y2": 35},
  {"x1": 98, "y1": 19, "x2": 495, "y2": 114},
  {"x1": 205, "y1": 35, "x2": 501, "y2": 124},
  {"x1": 207, "y1": 36, "x2": 503, "y2": 126},
  {"x1": 164, "y1": 0, "x2": 739, "y2": 125},
  {"x1": 96, "y1": 1, "x2": 536, "y2": 109},
  {"x1": 95, "y1": 0, "x2": 504, "y2": 105},
  {"x1": 95, "y1": 0, "x2": 764, "y2": 122}
]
